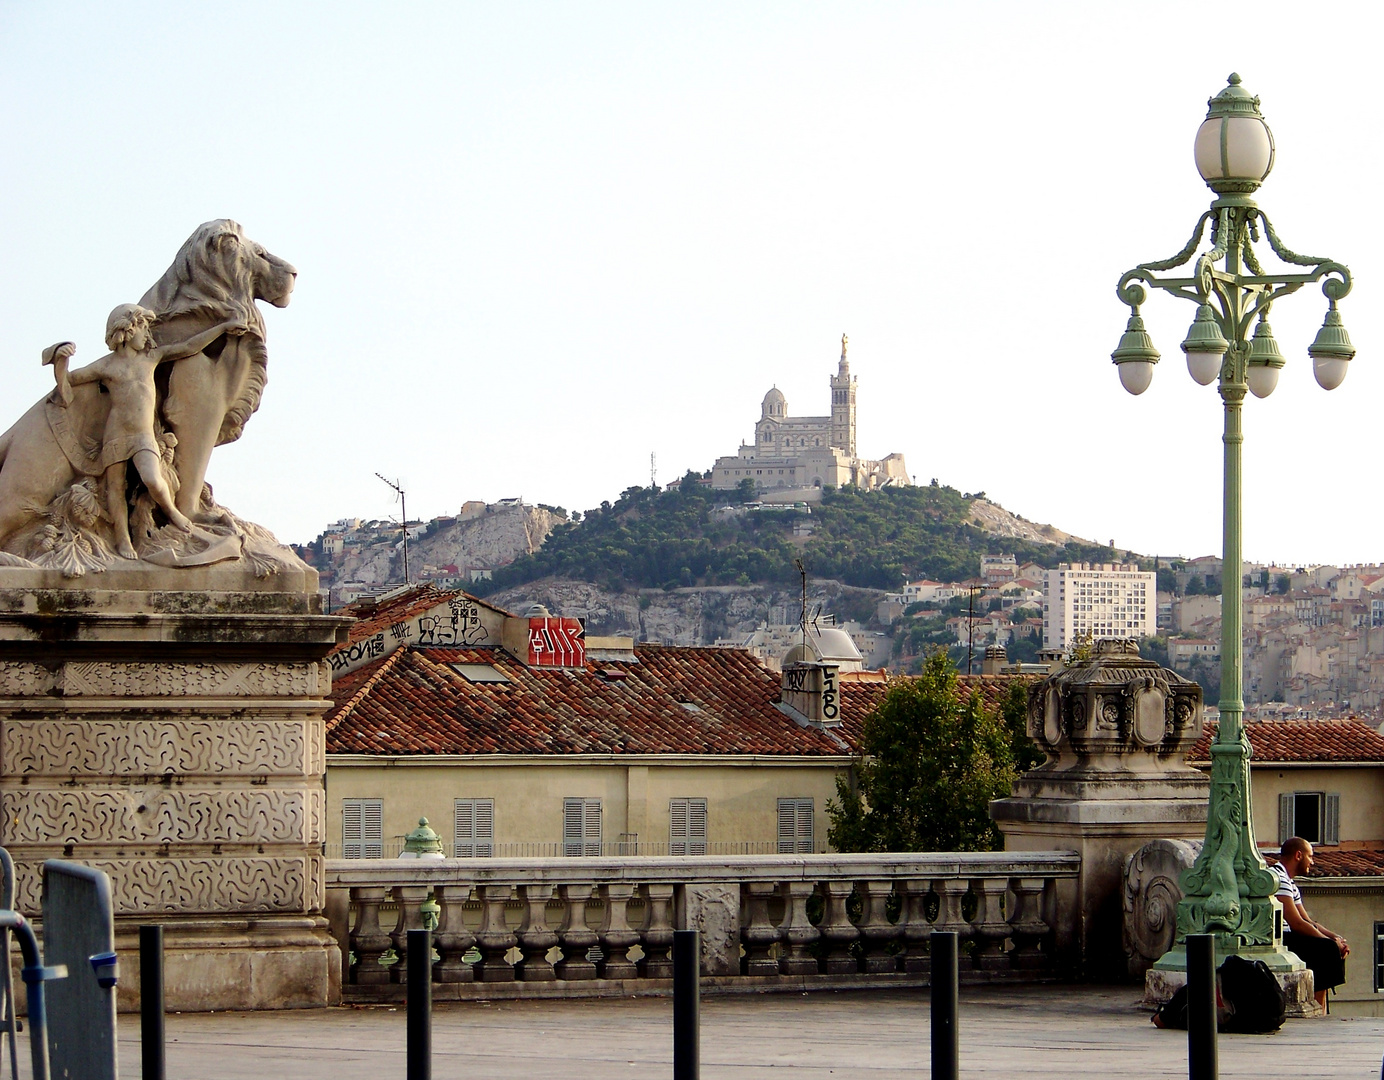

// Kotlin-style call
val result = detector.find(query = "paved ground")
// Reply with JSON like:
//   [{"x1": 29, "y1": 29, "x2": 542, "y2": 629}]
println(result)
[{"x1": 16, "y1": 985, "x2": 1384, "y2": 1078}]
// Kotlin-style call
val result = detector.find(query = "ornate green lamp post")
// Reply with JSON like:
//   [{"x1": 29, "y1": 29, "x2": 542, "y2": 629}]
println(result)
[{"x1": 1113, "y1": 74, "x2": 1354, "y2": 971}]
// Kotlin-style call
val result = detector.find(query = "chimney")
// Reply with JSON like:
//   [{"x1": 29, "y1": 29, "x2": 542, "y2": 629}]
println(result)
[
  {"x1": 982, "y1": 644, "x2": 1008, "y2": 676},
  {"x1": 778, "y1": 662, "x2": 842, "y2": 727}
]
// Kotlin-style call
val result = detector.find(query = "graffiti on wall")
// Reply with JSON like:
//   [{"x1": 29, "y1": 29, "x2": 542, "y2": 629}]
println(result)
[{"x1": 528, "y1": 617, "x2": 585, "y2": 668}]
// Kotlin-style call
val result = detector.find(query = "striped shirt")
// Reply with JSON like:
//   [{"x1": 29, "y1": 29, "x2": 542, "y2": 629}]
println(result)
[{"x1": 1269, "y1": 862, "x2": 1302, "y2": 906}]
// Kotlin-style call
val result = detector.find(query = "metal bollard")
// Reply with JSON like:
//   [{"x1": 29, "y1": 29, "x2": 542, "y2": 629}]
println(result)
[
  {"x1": 1186, "y1": 934, "x2": 1218, "y2": 1080},
  {"x1": 931, "y1": 931, "x2": 959, "y2": 1080},
  {"x1": 407, "y1": 928, "x2": 432, "y2": 1080},
  {"x1": 140, "y1": 925, "x2": 165, "y2": 1080},
  {"x1": 673, "y1": 929, "x2": 700, "y2": 1080}
]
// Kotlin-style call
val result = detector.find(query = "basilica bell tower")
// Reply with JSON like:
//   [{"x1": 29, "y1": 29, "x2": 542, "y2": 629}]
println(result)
[{"x1": 830, "y1": 333, "x2": 856, "y2": 456}]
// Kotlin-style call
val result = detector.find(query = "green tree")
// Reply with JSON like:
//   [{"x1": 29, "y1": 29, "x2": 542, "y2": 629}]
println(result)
[
  {"x1": 1275, "y1": 574, "x2": 1291, "y2": 595},
  {"x1": 827, "y1": 652, "x2": 1026, "y2": 853}
]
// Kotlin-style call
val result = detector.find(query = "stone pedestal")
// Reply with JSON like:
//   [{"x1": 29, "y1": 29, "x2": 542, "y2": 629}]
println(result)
[
  {"x1": 0, "y1": 565, "x2": 347, "y2": 1011},
  {"x1": 990, "y1": 640, "x2": 1208, "y2": 981}
]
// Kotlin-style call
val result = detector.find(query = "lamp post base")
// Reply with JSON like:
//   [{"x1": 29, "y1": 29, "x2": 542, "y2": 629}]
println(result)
[{"x1": 1144, "y1": 952, "x2": 1316, "y2": 1018}]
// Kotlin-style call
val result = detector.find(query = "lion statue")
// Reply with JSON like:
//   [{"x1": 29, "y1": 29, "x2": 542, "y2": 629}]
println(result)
[{"x1": 0, "y1": 220, "x2": 296, "y2": 560}]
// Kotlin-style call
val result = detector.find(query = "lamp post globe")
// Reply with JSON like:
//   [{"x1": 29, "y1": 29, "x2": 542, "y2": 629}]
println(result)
[{"x1": 1193, "y1": 73, "x2": 1275, "y2": 195}]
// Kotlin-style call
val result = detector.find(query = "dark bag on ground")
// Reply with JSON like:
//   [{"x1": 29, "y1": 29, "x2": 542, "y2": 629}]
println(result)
[
  {"x1": 1153, "y1": 956, "x2": 1285, "y2": 1034},
  {"x1": 1218, "y1": 956, "x2": 1286, "y2": 1033}
]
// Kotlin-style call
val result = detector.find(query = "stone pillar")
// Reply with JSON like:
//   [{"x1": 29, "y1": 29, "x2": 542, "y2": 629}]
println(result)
[
  {"x1": 990, "y1": 639, "x2": 1208, "y2": 981},
  {"x1": 0, "y1": 566, "x2": 346, "y2": 1011}
]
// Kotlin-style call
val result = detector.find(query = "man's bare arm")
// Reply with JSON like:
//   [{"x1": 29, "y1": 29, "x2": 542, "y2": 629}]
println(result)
[{"x1": 150, "y1": 318, "x2": 250, "y2": 365}]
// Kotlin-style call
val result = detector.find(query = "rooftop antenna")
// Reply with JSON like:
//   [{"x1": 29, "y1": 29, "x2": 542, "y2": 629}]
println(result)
[
  {"x1": 794, "y1": 558, "x2": 808, "y2": 657},
  {"x1": 375, "y1": 473, "x2": 410, "y2": 584},
  {"x1": 651, "y1": 451, "x2": 657, "y2": 490}
]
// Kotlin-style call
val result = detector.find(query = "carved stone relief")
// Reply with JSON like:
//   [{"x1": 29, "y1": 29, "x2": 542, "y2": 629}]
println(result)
[
  {"x1": 11, "y1": 855, "x2": 324, "y2": 915},
  {"x1": 2, "y1": 719, "x2": 315, "y2": 776},
  {"x1": 0, "y1": 662, "x2": 54, "y2": 696},
  {"x1": 1, "y1": 788, "x2": 325, "y2": 845},
  {"x1": 60, "y1": 661, "x2": 322, "y2": 698}
]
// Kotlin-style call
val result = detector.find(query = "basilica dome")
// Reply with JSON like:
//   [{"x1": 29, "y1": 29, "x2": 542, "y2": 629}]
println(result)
[{"x1": 761, "y1": 386, "x2": 786, "y2": 418}]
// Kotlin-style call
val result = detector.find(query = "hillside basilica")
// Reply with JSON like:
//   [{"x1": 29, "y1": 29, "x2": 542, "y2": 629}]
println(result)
[{"x1": 711, "y1": 336, "x2": 910, "y2": 494}]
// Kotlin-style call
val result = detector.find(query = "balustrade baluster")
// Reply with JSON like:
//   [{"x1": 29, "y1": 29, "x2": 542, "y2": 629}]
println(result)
[
  {"x1": 515, "y1": 883, "x2": 559, "y2": 981},
  {"x1": 598, "y1": 883, "x2": 640, "y2": 980},
  {"x1": 740, "y1": 882, "x2": 780, "y2": 976},
  {"x1": 1008, "y1": 877, "x2": 1050, "y2": 970},
  {"x1": 639, "y1": 883, "x2": 675, "y2": 978},
  {"x1": 777, "y1": 881, "x2": 820, "y2": 975},
  {"x1": 473, "y1": 884, "x2": 517, "y2": 981},
  {"x1": 898, "y1": 879, "x2": 933, "y2": 974},
  {"x1": 350, "y1": 886, "x2": 393, "y2": 986},
  {"x1": 555, "y1": 883, "x2": 598, "y2": 980},
  {"x1": 856, "y1": 879, "x2": 901, "y2": 974},
  {"x1": 970, "y1": 877, "x2": 1011, "y2": 971},
  {"x1": 818, "y1": 880, "x2": 860, "y2": 975},
  {"x1": 433, "y1": 883, "x2": 476, "y2": 983},
  {"x1": 390, "y1": 885, "x2": 432, "y2": 985}
]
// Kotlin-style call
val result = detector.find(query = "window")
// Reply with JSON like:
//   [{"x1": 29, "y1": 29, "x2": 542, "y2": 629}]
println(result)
[
  {"x1": 563, "y1": 797, "x2": 602, "y2": 856},
  {"x1": 669, "y1": 798, "x2": 707, "y2": 856},
  {"x1": 778, "y1": 798, "x2": 814, "y2": 853},
  {"x1": 1278, "y1": 791, "x2": 1340, "y2": 845},
  {"x1": 454, "y1": 798, "x2": 494, "y2": 857},
  {"x1": 342, "y1": 798, "x2": 383, "y2": 859}
]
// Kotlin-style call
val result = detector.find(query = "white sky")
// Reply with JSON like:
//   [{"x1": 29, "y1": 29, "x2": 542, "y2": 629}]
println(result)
[{"x1": 0, "y1": 2, "x2": 1378, "y2": 566}]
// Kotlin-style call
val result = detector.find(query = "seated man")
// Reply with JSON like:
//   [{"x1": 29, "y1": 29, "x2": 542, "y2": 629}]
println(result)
[{"x1": 1271, "y1": 836, "x2": 1349, "y2": 1012}]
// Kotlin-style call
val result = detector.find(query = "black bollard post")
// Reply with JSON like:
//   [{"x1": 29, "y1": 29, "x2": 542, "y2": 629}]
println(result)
[
  {"x1": 673, "y1": 929, "x2": 700, "y2": 1080},
  {"x1": 140, "y1": 925, "x2": 165, "y2": 1080},
  {"x1": 407, "y1": 928, "x2": 432, "y2": 1080},
  {"x1": 1186, "y1": 934, "x2": 1218, "y2": 1080},
  {"x1": 931, "y1": 931, "x2": 959, "y2": 1080}
]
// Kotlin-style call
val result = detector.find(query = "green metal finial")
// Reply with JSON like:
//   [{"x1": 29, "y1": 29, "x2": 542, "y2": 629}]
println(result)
[
  {"x1": 1207, "y1": 73, "x2": 1263, "y2": 119},
  {"x1": 420, "y1": 891, "x2": 441, "y2": 931},
  {"x1": 403, "y1": 817, "x2": 444, "y2": 857}
]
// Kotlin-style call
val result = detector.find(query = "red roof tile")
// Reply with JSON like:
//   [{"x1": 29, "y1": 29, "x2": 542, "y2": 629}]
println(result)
[
  {"x1": 837, "y1": 674, "x2": 1033, "y2": 744},
  {"x1": 1189, "y1": 718, "x2": 1384, "y2": 764},
  {"x1": 1266, "y1": 849, "x2": 1384, "y2": 879},
  {"x1": 327, "y1": 644, "x2": 857, "y2": 757},
  {"x1": 335, "y1": 585, "x2": 509, "y2": 649}
]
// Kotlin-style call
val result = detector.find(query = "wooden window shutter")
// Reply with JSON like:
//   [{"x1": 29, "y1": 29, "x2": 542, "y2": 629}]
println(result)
[
  {"x1": 1324, "y1": 793, "x2": 1341, "y2": 846},
  {"x1": 563, "y1": 798, "x2": 585, "y2": 857},
  {"x1": 777, "y1": 799, "x2": 797, "y2": 854},
  {"x1": 475, "y1": 799, "x2": 494, "y2": 857},
  {"x1": 362, "y1": 799, "x2": 383, "y2": 858},
  {"x1": 795, "y1": 798, "x2": 814, "y2": 853},
  {"x1": 583, "y1": 798, "x2": 602, "y2": 856},
  {"x1": 688, "y1": 798, "x2": 707, "y2": 856},
  {"x1": 669, "y1": 798, "x2": 689, "y2": 857},
  {"x1": 342, "y1": 799, "x2": 363, "y2": 859},
  {"x1": 1278, "y1": 792, "x2": 1293, "y2": 845},
  {"x1": 455, "y1": 799, "x2": 477, "y2": 857}
]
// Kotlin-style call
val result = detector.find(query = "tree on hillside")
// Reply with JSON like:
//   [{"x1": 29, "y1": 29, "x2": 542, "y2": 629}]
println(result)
[{"x1": 827, "y1": 651, "x2": 1033, "y2": 853}]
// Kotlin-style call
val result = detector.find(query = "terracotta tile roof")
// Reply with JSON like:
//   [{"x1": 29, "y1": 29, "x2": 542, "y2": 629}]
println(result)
[
  {"x1": 1189, "y1": 718, "x2": 1384, "y2": 764},
  {"x1": 326, "y1": 644, "x2": 856, "y2": 757},
  {"x1": 335, "y1": 585, "x2": 508, "y2": 649},
  {"x1": 836, "y1": 674, "x2": 1034, "y2": 744},
  {"x1": 1266, "y1": 849, "x2": 1384, "y2": 879}
]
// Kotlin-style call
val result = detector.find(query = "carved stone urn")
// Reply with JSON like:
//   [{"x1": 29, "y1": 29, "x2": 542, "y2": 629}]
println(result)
[{"x1": 1029, "y1": 639, "x2": 1204, "y2": 772}]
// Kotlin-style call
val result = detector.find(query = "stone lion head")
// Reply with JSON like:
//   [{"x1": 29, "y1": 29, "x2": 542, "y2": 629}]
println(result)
[{"x1": 140, "y1": 220, "x2": 298, "y2": 446}]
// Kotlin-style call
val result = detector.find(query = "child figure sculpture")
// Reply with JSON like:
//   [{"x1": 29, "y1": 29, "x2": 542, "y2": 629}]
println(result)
[{"x1": 48, "y1": 303, "x2": 248, "y2": 560}]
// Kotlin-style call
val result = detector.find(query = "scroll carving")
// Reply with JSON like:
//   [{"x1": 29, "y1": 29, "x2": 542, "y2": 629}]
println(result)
[
  {"x1": 3, "y1": 719, "x2": 315, "y2": 776},
  {"x1": 1, "y1": 788, "x2": 325, "y2": 845}
]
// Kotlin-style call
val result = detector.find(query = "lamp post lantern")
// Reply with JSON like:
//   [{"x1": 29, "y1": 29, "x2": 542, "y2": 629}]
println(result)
[{"x1": 1113, "y1": 74, "x2": 1353, "y2": 974}]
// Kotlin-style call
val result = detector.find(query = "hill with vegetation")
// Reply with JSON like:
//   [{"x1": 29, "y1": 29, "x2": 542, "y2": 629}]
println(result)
[{"x1": 473, "y1": 474, "x2": 1121, "y2": 598}]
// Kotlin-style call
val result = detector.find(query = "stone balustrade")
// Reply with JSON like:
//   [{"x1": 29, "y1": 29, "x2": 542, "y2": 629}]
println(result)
[{"x1": 326, "y1": 851, "x2": 1079, "y2": 1000}]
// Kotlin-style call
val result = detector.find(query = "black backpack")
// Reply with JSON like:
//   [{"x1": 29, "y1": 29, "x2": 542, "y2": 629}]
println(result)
[
  {"x1": 1218, "y1": 955, "x2": 1286, "y2": 1034},
  {"x1": 1154, "y1": 955, "x2": 1286, "y2": 1034}
]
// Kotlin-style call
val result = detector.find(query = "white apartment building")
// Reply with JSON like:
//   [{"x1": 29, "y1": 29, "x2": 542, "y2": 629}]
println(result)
[{"x1": 1043, "y1": 563, "x2": 1157, "y2": 650}]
